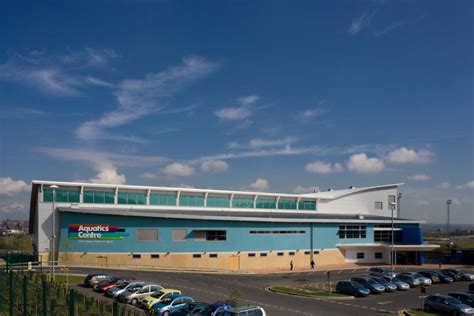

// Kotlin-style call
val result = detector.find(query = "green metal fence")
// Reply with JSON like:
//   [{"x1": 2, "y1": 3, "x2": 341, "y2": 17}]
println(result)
[{"x1": 0, "y1": 269, "x2": 138, "y2": 316}]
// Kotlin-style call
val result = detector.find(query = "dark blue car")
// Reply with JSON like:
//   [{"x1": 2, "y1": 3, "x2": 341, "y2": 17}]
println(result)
[
  {"x1": 351, "y1": 277, "x2": 385, "y2": 294},
  {"x1": 336, "y1": 281, "x2": 370, "y2": 297}
]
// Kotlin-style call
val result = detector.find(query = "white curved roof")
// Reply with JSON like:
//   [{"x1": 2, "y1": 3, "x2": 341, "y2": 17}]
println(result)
[{"x1": 300, "y1": 183, "x2": 404, "y2": 200}]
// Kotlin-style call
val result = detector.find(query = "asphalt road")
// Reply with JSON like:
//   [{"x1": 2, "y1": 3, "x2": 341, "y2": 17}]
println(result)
[{"x1": 68, "y1": 267, "x2": 474, "y2": 316}]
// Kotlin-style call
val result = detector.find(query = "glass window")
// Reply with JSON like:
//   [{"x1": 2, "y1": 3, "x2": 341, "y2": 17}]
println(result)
[
  {"x1": 95, "y1": 192, "x2": 105, "y2": 204},
  {"x1": 83, "y1": 191, "x2": 93, "y2": 203},
  {"x1": 375, "y1": 201, "x2": 383, "y2": 210},
  {"x1": 298, "y1": 200, "x2": 317, "y2": 210},
  {"x1": 127, "y1": 192, "x2": 138, "y2": 204},
  {"x1": 44, "y1": 189, "x2": 80, "y2": 203},
  {"x1": 339, "y1": 225, "x2": 367, "y2": 239},
  {"x1": 256, "y1": 197, "x2": 276, "y2": 209},
  {"x1": 180, "y1": 194, "x2": 205, "y2": 207},
  {"x1": 375, "y1": 252, "x2": 383, "y2": 259},
  {"x1": 207, "y1": 195, "x2": 231, "y2": 208},
  {"x1": 172, "y1": 229, "x2": 187, "y2": 241},
  {"x1": 357, "y1": 252, "x2": 365, "y2": 259},
  {"x1": 136, "y1": 229, "x2": 158, "y2": 241},
  {"x1": 278, "y1": 199, "x2": 297, "y2": 210},
  {"x1": 104, "y1": 192, "x2": 115, "y2": 204},
  {"x1": 137, "y1": 193, "x2": 146, "y2": 205},
  {"x1": 118, "y1": 192, "x2": 127, "y2": 204},
  {"x1": 206, "y1": 230, "x2": 226, "y2": 241},
  {"x1": 232, "y1": 196, "x2": 254, "y2": 208},
  {"x1": 150, "y1": 193, "x2": 177, "y2": 206}
]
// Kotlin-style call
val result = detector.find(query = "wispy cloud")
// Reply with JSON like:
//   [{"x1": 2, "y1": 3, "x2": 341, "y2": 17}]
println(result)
[
  {"x1": 293, "y1": 185, "x2": 319, "y2": 194},
  {"x1": 348, "y1": 9, "x2": 378, "y2": 35},
  {"x1": 0, "y1": 49, "x2": 117, "y2": 95},
  {"x1": 457, "y1": 180, "x2": 474, "y2": 190},
  {"x1": 76, "y1": 56, "x2": 218, "y2": 142},
  {"x1": 305, "y1": 160, "x2": 344, "y2": 174},
  {"x1": 0, "y1": 107, "x2": 47, "y2": 119},
  {"x1": 227, "y1": 137, "x2": 298, "y2": 149},
  {"x1": 407, "y1": 174, "x2": 431, "y2": 181}
]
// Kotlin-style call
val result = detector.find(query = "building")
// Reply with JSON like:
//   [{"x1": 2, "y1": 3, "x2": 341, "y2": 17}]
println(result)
[{"x1": 29, "y1": 180, "x2": 438, "y2": 271}]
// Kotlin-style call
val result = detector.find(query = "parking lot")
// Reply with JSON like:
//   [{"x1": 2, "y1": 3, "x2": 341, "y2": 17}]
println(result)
[{"x1": 69, "y1": 266, "x2": 474, "y2": 315}]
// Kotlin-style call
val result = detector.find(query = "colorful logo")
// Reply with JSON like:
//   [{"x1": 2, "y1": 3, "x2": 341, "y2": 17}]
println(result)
[{"x1": 68, "y1": 224, "x2": 128, "y2": 240}]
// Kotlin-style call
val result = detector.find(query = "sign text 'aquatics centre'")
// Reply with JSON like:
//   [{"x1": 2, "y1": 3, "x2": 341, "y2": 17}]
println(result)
[{"x1": 68, "y1": 224, "x2": 128, "y2": 240}]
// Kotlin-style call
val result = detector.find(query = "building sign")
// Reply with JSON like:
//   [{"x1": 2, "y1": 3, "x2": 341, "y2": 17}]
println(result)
[{"x1": 68, "y1": 224, "x2": 128, "y2": 240}]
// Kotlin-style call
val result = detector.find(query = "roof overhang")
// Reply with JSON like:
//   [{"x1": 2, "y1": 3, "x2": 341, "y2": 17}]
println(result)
[{"x1": 337, "y1": 243, "x2": 440, "y2": 251}]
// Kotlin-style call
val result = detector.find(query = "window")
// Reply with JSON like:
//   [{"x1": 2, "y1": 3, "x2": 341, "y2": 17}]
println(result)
[
  {"x1": 260, "y1": 253, "x2": 267, "y2": 257},
  {"x1": 83, "y1": 191, "x2": 115, "y2": 204},
  {"x1": 249, "y1": 230, "x2": 305, "y2": 235},
  {"x1": 132, "y1": 254, "x2": 141, "y2": 259},
  {"x1": 194, "y1": 230, "x2": 227, "y2": 241},
  {"x1": 277, "y1": 252, "x2": 284, "y2": 256},
  {"x1": 207, "y1": 195, "x2": 231, "y2": 208},
  {"x1": 150, "y1": 193, "x2": 176, "y2": 206},
  {"x1": 339, "y1": 225, "x2": 366, "y2": 239},
  {"x1": 356, "y1": 252, "x2": 365, "y2": 259},
  {"x1": 172, "y1": 229, "x2": 187, "y2": 241},
  {"x1": 375, "y1": 201, "x2": 383, "y2": 210},
  {"x1": 209, "y1": 254, "x2": 218, "y2": 258},
  {"x1": 150, "y1": 254, "x2": 160, "y2": 259},
  {"x1": 256, "y1": 197, "x2": 276, "y2": 209},
  {"x1": 298, "y1": 200, "x2": 317, "y2": 211},
  {"x1": 388, "y1": 195, "x2": 396, "y2": 209},
  {"x1": 375, "y1": 252, "x2": 383, "y2": 259},
  {"x1": 289, "y1": 252, "x2": 295, "y2": 256},
  {"x1": 314, "y1": 251, "x2": 319, "y2": 254},
  {"x1": 118, "y1": 191, "x2": 146, "y2": 205},
  {"x1": 278, "y1": 199, "x2": 297, "y2": 210},
  {"x1": 248, "y1": 253, "x2": 256, "y2": 257},
  {"x1": 232, "y1": 196, "x2": 254, "y2": 208},
  {"x1": 374, "y1": 230, "x2": 402, "y2": 243},
  {"x1": 304, "y1": 251, "x2": 310, "y2": 255},
  {"x1": 179, "y1": 194, "x2": 205, "y2": 207},
  {"x1": 136, "y1": 229, "x2": 158, "y2": 241},
  {"x1": 192, "y1": 254, "x2": 201, "y2": 258},
  {"x1": 44, "y1": 189, "x2": 80, "y2": 203}
]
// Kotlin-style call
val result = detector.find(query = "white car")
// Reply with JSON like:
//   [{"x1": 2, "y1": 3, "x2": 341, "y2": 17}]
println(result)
[
  {"x1": 117, "y1": 284, "x2": 164, "y2": 305},
  {"x1": 107, "y1": 281, "x2": 145, "y2": 298}
]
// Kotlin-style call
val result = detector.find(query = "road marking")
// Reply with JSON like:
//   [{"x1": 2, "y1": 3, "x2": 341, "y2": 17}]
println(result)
[{"x1": 377, "y1": 301, "x2": 393, "y2": 305}]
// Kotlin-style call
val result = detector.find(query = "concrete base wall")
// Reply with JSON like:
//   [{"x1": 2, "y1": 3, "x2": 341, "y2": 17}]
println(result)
[{"x1": 52, "y1": 249, "x2": 351, "y2": 271}]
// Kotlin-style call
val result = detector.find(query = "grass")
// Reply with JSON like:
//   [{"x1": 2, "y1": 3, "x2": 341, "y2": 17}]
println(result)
[
  {"x1": 269, "y1": 286, "x2": 347, "y2": 298},
  {"x1": 48, "y1": 274, "x2": 84, "y2": 285}
]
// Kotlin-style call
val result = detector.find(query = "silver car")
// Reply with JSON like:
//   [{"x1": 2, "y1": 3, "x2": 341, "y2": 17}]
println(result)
[
  {"x1": 117, "y1": 284, "x2": 164, "y2": 305},
  {"x1": 108, "y1": 281, "x2": 145, "y2": 298},
  {"x1": 369, "y1": 267, "x2": 396, "y2": 278},
  {"x1": 382, "y1": 276, "x2": 410, "y2": 290},
  {"x1": 399, "y1": 272, "x2": 432, "y2": 286}
]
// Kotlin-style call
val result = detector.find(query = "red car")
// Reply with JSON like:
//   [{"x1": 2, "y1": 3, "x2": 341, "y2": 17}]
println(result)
[{"x1": 96, "y1": 277, "x2": 134, "y2": 293}]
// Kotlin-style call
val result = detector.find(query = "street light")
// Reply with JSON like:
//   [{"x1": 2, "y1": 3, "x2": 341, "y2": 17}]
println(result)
[
  {"x1": 389, "y1": 201, "x2": 397, "y2": 274},
  {"x1": 49, "y1": 184, "x2": 59, "y2": 280},
  {"x1": 446, "y1": 199, "x2": 452, "y2": 247}
]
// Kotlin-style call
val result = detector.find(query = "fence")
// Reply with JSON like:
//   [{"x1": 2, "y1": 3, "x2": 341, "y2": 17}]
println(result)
[{"x1": 0, "y1": 269, "x2": 145, "y2": 316}]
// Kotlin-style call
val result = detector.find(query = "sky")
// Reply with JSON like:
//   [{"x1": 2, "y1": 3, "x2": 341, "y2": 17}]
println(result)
[{"x1": 0, "y1": 1, "x2": 472, "y2": 224}]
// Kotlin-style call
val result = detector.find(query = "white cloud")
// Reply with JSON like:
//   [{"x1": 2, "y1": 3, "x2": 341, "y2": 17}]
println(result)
[
  {"x1": 89, "y1": 166, "x2": 126, "y2": 185},
  {"x1": 385, "y1": 147, "x2": 434, "y2": 164},
  {"x1": 416, "y1": 200, "x2": 429, "y2": 206},
  {"x1": 214, "y1": 95, "x2": 258, "y2": 120},
  {"x1": 293, "y1": 186, "x2": 320, "y2": 194},
  {"x1": 200, "y1": 160, "x2": 229, "y2": 173},
  {"x1": 243, "y1": 178, "x2": 269, "y2": 191},
  {"x1": 437, "y1": 182, "x2": 451, "y2": 189},
  {"x1": 457, "y1": 181, "x2": 474, "y2": 190},
  {"x1": 228, "y1": 137, "x2": 298, "y2": 149},
  {"x1": 76, "y1": 56, "x2": 218, "y2": 142},
  {"x1": 348, "y1": 9, "x2": 378, "y2": 35},
  {"x1": 0, "y1": 49, "x2": 117, "y2": 96},
  {"x1": 407, "y1": 174, "x2": 431, "y2": 181},
  {"x1": 305, "y1": 160, "x2": 344, "y2": 174},
  {"x1": 294, "y1": 106, "x2": 326, "y2": 122},
  {"x1": 162, "y1": 163, "x2": 195, "y2": 177},
  {"x1": 0, "y1": 202, "x2": 26, "y2": 215},
  {"x1": 347, "y1": 153, "x2": 385, "y2": 173},
  {"x1": 0, "y1": 177, "x2": 29, "y2": 196}
]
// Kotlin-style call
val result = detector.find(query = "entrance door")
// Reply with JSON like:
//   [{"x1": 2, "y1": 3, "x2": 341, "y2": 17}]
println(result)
[
  {"x1": 228, "y1": 255, "x2": 240, "y2": 270},
  {"x1": 96, "y1": 256, "x2": 108, "y2": 267},
  {"x1": 396, "y1": 252, "x2": 417, "y2": 265}
]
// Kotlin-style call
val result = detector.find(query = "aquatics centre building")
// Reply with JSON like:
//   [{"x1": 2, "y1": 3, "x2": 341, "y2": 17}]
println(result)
[{"x1": 29, "y1": 180, "x2": 438, "y2": 271}]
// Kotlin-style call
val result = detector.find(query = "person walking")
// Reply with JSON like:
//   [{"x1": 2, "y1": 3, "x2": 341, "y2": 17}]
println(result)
[
  {"x1": 310, "y1": 259, "x2": 315, "y2": 270},
  {"x1": 290, "y1": 260, "x2": 293, "y2": 271}
]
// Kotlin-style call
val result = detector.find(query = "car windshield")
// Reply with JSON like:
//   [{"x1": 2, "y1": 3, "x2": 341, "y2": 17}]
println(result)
[
  {"x1": 446, "y1": 298, "x2": 460, "y2": 305},
  {"x1": 414, "y1": 273, "x2": 424, "y2": 278},
  {"x1": 151, "y1": 291, "x2": 165, "y2": 298},
  {"x1": 352, "y1": 282, "x2": 364, "y2": 289},
  {"x1": 392, "y1": 278, "x2": 402, "y2": 282},
  {"x1": 367, "y1": 279, "x2": 377, "y2": 285},
  {"x1": 160, "y1": 297, "x2": 174, "y2": 305}
]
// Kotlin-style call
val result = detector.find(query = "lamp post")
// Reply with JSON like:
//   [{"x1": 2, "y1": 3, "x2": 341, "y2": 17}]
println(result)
[
  {"x1": 49, "y1": 184, "x2": 59, "y2": 280},
  {"x1": 389, "y1": 201, "x2": 397, "y2": 274},
  {"x1": 446, "y1": 199, "x2": 452, "y2": 247}
]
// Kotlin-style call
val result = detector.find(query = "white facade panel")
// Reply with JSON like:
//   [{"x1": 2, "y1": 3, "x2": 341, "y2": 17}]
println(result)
[{"x1": 345, "y1": 249, "x2": 389, "y2": 264}]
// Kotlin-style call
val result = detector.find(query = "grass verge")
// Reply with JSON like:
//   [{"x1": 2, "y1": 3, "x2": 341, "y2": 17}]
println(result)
[{"x1": 269, "y1": 286, "x2": 348, "y2": 298}]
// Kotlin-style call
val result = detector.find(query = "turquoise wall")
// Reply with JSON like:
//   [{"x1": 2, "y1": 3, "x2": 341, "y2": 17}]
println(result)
[{"x1": 58, "y1": 212, "x2": 376, "y2": 253}]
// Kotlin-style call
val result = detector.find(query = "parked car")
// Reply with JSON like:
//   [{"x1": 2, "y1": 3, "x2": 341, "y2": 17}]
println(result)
[
  {"x1": 395, "y1": 274, "x2": 420, "y2": 288},
  {"x1": 152, "y1": 294, "x2": 195, "y2": 316},
  {"x1": 335, "y1": 281, "x2": 370, "y2": 297},
  {"x1": 418, "y1": 271, "x2": 440, "y2": 283},
  {"x1": 430, "y1": 271, "x2": 454, "y2": 284},
  {"x1": 369, "y1": 267, "x2": 396, "y2": 278},
  {"x1": 93, "y1": 276, "x2": 125, "y2": 292},
  {"x1": 424, "y1": 294, "x2": 474, "y2": 315},
  {"x1": 442, "y1": 269, "x2": 464, "y2": 282},
  {"x1": 106, "y1": 281, "x2": 144, "y2": 298},
  {"x1": 214, "y1": 305, "x2": 266, "y2": 316},
  {"x1": 370, "y1": 277, "x2": 397, "y2": 292},
  {"x1": 206, "y1": 302, "x2": 236, "y2": 316},
  {"x1": 140, "y1": 288, "x2": 182, "y2": 310},
  {"x1": 169, "y1": 302, "x2": 210, "y2": 316},
  {"x1": 449, "y1": 293, "x2": 474, "y2": 308},
  {"x1": 351, "y1": 277, "x2": 385, "y2": 294},
  {"x1": 98, "y1": 278, "x2": 135, "y2": 293},
  {"x1": 442, "y1": 269, "x2": 474, "y2": 281},
  {"x1": 398, "y1": 272, "x2": 432, "y2": 286},
  {"x1": 83, "y1": 274, "x2": 112, "y2": 287},
  {"x1": 381, "y1": 276, "x2": 410, "y2": 290},
  {"x1": 118, "y1": 284, "x2": 164, "y2": 305}
]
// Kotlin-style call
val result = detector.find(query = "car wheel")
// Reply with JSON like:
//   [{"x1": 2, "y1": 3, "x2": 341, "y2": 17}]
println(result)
[
  {"x1": 131, "y1": 299, "x2": 137, "y2": 306},
  {"x1": 424, "y1": 305, "x2": 431, "y2": 312},
  {"x1": 163, "y1": 311, "x2": 170, "y2": 316}
]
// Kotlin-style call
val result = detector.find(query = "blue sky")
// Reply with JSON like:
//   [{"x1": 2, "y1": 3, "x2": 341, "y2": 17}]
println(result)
[{"x1": 0, "y1": 1, "x2": 472, "y2": 224}]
